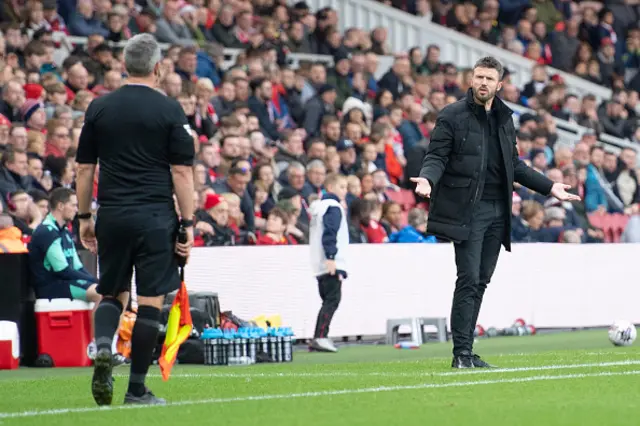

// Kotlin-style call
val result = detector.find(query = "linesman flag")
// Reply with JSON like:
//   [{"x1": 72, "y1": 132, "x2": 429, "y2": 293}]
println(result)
[{"x1": 158, "y1": 278, "x2": 192, "y2": 381}]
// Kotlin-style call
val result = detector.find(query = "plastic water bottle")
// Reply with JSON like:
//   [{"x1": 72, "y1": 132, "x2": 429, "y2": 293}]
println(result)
[
  {"x1": 282, "y1": 328, "x2": 293, "y2": 362},
  {"x1": 227, "y1": 356, "x2": 254, "y2": 366}
]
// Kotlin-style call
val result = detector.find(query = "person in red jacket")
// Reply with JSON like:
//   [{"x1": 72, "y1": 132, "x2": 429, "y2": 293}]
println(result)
[{"x1": 256, "y1": 207, "x2": 290, "y2": 245}]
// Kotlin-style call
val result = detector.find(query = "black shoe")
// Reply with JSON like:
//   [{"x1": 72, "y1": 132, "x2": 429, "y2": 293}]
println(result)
[
  {"x1": 471, "y1": 353, "x2": 496, "y2": 368},
  {"x1": 124, "y1": 388, "x2": 167, "y2": 405},
  {"x1": 451, "y1": 351, "x2": 475, "y2": 369},
  {"x1": 91, "y1": 349, "x2": 114, "y2": 406}
]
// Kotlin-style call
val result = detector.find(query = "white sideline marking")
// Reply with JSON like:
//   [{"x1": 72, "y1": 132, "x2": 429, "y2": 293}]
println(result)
[
  {"x1": 138, "y1": 360, "x2": 640, "y2": 379},
  {"x1": 1, "y1": 370, "x2": 639, "y2": 419}
]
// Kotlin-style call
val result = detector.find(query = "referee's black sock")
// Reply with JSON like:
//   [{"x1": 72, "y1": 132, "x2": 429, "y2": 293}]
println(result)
[
  {"x1": 94, "y1": 298, "x2": 123, "y2": 352},
  {"x1": 128, "y1": 305, "x2": 161, "y2": 397}
]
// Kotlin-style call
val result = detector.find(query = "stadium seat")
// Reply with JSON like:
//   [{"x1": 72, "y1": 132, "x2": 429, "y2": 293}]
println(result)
[
  {"x1": 611, "y1": 214, "x2": 629, "y2": 243},
  {"x1": 400, "y1": 210, "x2": 409, "y2": 227},
  {"x1": 385, "y1": 189, "x2": 416, "y2": 211}
]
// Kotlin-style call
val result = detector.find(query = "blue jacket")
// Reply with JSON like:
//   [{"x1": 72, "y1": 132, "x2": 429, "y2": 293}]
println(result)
[
  {"x1": 585, "y1": 164, "x2": 607, "y2": 212},
  {"x1": 397, "y1": 120, "x2": 423, "y2": 151},
  {"x1": 389, "y1": 226, "x2": 437, "y2": 243},
  {"x1": 28, "y1": 214, "x2": 97, "y2": 297}
]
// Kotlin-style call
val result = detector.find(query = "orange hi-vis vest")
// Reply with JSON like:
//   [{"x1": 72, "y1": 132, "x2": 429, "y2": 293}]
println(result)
[{"x1": 0, "y1": 227, "x2": 28, "y2": 253}]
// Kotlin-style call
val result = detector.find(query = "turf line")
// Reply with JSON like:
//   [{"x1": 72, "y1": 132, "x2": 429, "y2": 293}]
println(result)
[
  {"x1": 2, "y1": 369, "x2": 639, "y2": 419},
  {"x1": 138, "y1": 359, "x2": 640, "y2": 379}
]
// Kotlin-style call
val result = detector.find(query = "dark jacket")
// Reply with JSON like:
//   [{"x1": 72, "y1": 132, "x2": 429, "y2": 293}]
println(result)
[
  {"x1": 419, "y1": 89, "x2": 554, "y2": 251},
  {"x1": 248, "y1": 96, "x2": 281, "y2": 141},
  {"x1": 211, "y1": 179, "x2": 255, "y2": 232},
  {"x1": 0, "y1": 167, "x2": 34, "y2": 201}
]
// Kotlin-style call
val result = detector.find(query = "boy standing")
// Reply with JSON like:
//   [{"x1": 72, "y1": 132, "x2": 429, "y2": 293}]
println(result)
[{"x1": 309, "y1": 174, "x2": 349, "y2": 353}]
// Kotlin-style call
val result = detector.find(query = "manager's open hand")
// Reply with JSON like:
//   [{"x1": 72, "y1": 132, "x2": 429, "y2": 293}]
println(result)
[
  {"x1": 550, "y1": 183, "x2": 581, "y2": 202},
  {"x1": 80, "y1": 219, "x2": 97, "y2": 254},
  {"x1": 410, "y1": 177, "x2": 432, "y2": 198}
]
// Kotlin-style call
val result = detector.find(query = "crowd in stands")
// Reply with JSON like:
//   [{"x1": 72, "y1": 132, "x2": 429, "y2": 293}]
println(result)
[
  {"x1": 1, "y1": 0, "x2": 640, "y2": 254},
  {"x1": 394, "y1": 0, "x2": 640, "y2": 92}
]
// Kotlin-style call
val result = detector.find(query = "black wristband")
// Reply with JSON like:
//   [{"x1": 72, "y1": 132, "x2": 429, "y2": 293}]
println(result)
[
  {"x1": 180, "y1": 218, "x2": 194, "y2": 228},
  {"x1": 77, "y1": 212, "x2": 92, "y2": 220}
]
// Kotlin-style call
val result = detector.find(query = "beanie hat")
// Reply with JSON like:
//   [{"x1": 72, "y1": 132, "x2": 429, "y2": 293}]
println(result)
[
  {"x1": 0, "y1": 114, "x2": 11, "y2": 128},
  {"x1": 204, "y1": 193, "x2": 224, "y2": 210},
  {"x1": 24, "y1": 84, "x2": 44, "y2": 100},
  {"x1": 20, "y1": 99, "x2": 43, "y2": 123}
]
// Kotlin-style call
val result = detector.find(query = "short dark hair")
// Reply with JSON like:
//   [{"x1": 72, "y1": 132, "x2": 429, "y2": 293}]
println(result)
[
  {"x1": 49, "y1": 188, "x2": 75, "y2": 210},
  {"x1": 268, "y1": 207, "x2": 289, "y2": 227},
  {"x1": 2, "y1": 148, "x2": 27, "y2": 166},
  {"x1": 473, "y1": 56, "x2": 504, "y2": 79},
  {"x1": 590, "y1": 145, "x2": 604, "y2": 155}
]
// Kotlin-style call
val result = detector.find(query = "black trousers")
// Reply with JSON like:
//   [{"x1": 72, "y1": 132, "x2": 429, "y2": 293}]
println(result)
[
  {"x1": 313, "y1": 274, "x2": 342, "y2": 338},
  {"x1": 451, "y1": 199, "x2": 507, "y2": 356}
]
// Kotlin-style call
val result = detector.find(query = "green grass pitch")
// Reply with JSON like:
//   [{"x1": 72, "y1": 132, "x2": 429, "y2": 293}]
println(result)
[{"x1": 2, "y1": 330, "x2": 640, "y2": 425}]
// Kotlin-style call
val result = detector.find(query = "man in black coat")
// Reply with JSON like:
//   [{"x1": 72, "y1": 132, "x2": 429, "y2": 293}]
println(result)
[{"x1": 411, "y1": 57, "x2": 580, "y2": 369}]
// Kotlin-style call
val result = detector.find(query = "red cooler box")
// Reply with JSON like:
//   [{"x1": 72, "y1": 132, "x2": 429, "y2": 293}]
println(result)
[
  {"x1": 0, "y1": 321, "x2": 19, "y2": 370},
  {"x1": 35, "y1": 299, "x2": 93, "y2": 367}
]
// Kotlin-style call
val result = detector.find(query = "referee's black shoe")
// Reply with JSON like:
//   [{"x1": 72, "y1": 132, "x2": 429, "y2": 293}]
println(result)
[
  {"x1": 91, "y1": 349, "x2": 114, "y2": 406},
  {"x1": 471, "y1": 353, "x2": 496, "y2": 368},
  {"x1": 451, "y1": 351, "x2": 475, "y2": 369},
  {"x1": 124, "y1": 388, "x2": 167, "y2": 405}
]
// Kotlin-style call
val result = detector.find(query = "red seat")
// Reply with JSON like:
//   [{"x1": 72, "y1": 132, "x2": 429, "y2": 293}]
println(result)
[
  {"x1": 385, "y1": 189, "x2": 416, "y2": 211},
  {"x1": 399, "y1": 189, "x2": 416, "y2": 210},
  {"x1": 400, "y1": 210, "x2": 409, "y2": 226},
  {"x1": 385, "y1": 189, "x2": 404, "y2": 206},
  {"x1": 611, "y1": 214, "x2": 629, "y2": 243}
]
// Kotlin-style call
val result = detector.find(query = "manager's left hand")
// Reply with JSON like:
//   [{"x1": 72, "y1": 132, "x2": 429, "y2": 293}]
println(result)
[{"x1": 550, "y1": 183, "x2": 581, "y2": 202}]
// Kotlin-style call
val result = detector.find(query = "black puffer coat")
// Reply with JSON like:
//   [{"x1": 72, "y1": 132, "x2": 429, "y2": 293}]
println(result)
[{"x1": 419, "y1": 89, "x2": 553, "y2": 251}]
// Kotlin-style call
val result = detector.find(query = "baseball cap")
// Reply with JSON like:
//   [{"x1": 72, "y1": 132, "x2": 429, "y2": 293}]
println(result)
[
  {"x1": 336, "y1": 139, "x2": 355, "y2": 152},
  {"x1": 317, "y1": 84, "x2": 336, "y2": 96}
]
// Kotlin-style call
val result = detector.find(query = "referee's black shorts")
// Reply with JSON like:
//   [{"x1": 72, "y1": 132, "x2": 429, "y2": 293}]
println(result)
[{"x1": 95, "y1": 206, "x2": 180, "y2": 298}]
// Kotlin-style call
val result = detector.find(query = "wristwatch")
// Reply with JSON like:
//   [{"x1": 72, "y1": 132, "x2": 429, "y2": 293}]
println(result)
[
  {"x1": 77, "y1": 212, "x2": 92, "y2": 220},
  {"x1": 180, "y1": 218, "x2": 194, "y2": 228}
]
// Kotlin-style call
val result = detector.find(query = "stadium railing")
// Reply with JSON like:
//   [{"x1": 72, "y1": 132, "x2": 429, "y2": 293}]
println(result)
[
  {"x1": 57, "y1": 34, "x2": 394, "y2": 79},
  {"x1": 505, "y1": 101, "x2": 639, "y2": 160},
  {"x1": 301, "y1": 0, "x2": 635, "y2": 111}
]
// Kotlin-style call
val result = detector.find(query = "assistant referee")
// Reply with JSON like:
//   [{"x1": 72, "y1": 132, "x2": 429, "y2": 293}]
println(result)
[{"x1": 75, "y1": 34, "x2": 195, "y2": 406}]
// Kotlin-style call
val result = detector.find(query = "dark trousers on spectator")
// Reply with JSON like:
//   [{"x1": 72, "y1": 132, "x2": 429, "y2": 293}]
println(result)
[
  {"x1": 314, "y1": 273, "x2": 342, "y2": 338},
  {"x1": 451, "y1": 199, "x2": 506, "y2": 356}
]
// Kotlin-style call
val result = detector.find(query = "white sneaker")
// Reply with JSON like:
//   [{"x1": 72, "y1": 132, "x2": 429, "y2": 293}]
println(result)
[
  {"x1": 310, "y1": 338, "x2": 338, "y2": 353},
  {"x1": 87, "y1": 341, "x2": 97, "y2": 360}
]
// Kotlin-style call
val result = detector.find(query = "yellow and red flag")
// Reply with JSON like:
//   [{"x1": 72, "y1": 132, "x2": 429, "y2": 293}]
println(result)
[{"x1": 158, "y1": 281, "x2": 192, "y2": 381}]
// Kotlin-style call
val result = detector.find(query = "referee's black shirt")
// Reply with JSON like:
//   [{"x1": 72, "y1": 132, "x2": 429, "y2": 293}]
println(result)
[{"x1": 76, "y1": 85, "x2": 195, "y2": 210}]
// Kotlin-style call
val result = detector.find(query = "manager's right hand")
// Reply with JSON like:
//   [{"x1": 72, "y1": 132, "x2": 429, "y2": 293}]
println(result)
[
  {"x1": 175, "y1": 226, "x2": 194, "y2": 262},
  {"x1": 410, "y1": 177, "x2": 432, "y2": 198}
]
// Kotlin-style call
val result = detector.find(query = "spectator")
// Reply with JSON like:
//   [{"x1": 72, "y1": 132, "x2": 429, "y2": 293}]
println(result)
[
  {"x1": 212, "y1": 163, "x2": 255, "y2": 232},
  {"x1": 378, "y1": 56, "x2": 411, "y2": 99},
  {"x1": 512, "y1": 199, "x2": 566, "y2": 243},
  {"x1": 348, "y1": 198, "x2": 370, "y2": 243},
  {"x1": 155, "y1": 0, "x2": 197, "y2": 46},
  {"x1": 0, "y1": 213, "x2": 28, "y2": 253},
  {"x1": 198, "y1": 193, "x2": 236, "y2": 246},
  {"x1": 69, "y1": 0, "x2": 109, "y2": 37},
  {"x1": 248, "y1": 78, "x2": 281, "y2": 142},
  {"x1": 389, "y1": 207, "x2": 437, "y2": 243},
  {"x1": 256, "y1": 207, "x2": 291, "y2": 245},
  {"x1": 303, "y1": 84, "x2": 337, "y2": 138}
]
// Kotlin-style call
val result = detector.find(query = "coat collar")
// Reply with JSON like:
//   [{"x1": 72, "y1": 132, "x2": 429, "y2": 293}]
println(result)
[{"x1": 465, "y1": 88, "x2": 513, "y2": 125}]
